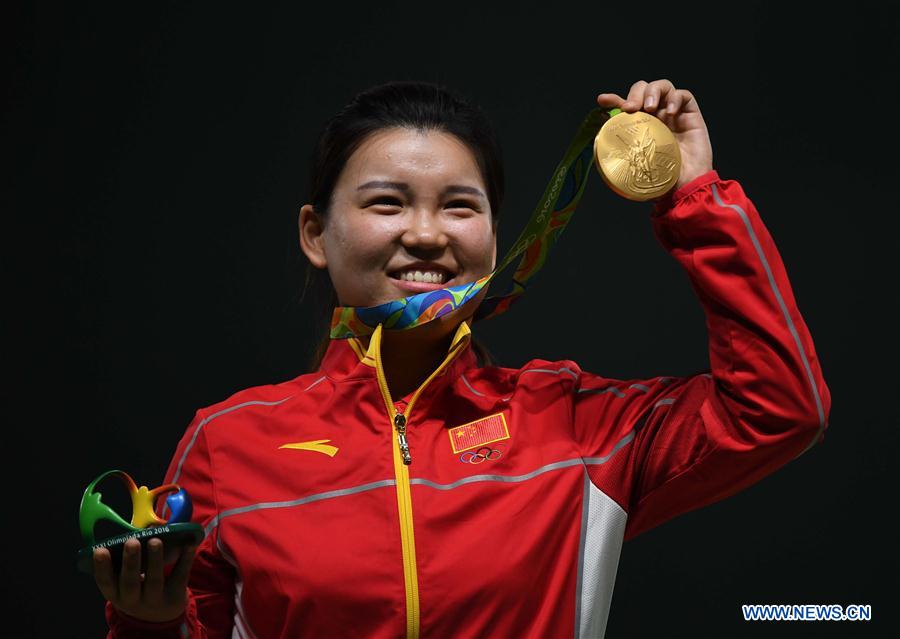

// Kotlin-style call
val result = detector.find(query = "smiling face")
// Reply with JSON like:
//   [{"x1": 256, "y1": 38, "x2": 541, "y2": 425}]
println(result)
[{"x1": 299, "y1": 127, "x2": 498, "y2": 314}]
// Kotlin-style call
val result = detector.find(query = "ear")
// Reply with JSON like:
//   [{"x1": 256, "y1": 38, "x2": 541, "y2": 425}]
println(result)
[{"x1": 299, "y1": 204, "x2": 328, "y2": 269}]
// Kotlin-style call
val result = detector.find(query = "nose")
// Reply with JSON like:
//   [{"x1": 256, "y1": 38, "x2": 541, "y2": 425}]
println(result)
[{"x1": 400, "y1": 207, "x2": 449, "y2": 250}]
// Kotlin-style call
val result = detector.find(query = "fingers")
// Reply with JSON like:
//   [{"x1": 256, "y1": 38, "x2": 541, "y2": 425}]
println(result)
[
  {"x1": 598, "y1": 80, "x2": 698, "y2": 119},
  {"x1": 632, "y1": 79, "x2": 681, "y2": 113},
  {"x1": 166, "y1": 544, "x2": 199, "y2": 594},
  {"x1": 664, "y1": 90, "x2": 683, "y2": 114},
  {"x1": 675, "y1": 89, "x2": 697, "y2": 113},
  {"x1": 94, "y1": 538, "x2": 195, "y2": 622},
  {"x1": 119, "y1": 538, "x2": 142, "y2": 606},
  {"x1": 143, "y1": 538, "x2": 165, "y2": 599},
  {"x1": 623, "y1": 79, "x2": 650, "y2": 111},
  {"x1": 93, "y1": 548, "x2": 117, "y2": 601},
  {"x1": 162, "y1": 541, "x2": 182, "y2": 565},
  {"x1": 598, "y1": 80, "x2": 660, "y2": 113},
  {"x1": 596, "y1": 92, "x2": 626, "y2": 109}
]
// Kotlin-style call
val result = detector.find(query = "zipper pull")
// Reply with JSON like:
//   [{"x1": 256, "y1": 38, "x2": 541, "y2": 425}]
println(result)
[{"x1": 394, "y1": 413, "x2": 412, "y2": 465}]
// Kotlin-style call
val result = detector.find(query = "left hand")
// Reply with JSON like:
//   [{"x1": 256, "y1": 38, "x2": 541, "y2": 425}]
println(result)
[{"x1": 597, "y1": 79, "x2": 713, "y2": 192}]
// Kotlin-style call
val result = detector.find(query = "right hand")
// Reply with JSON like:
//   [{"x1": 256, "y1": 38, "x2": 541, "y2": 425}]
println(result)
[
  {"x1": 597, "y1": 79, "x2": 714, "y2": 191},
  {"x1": 93, "y1": 537, "x2": 198, "y2": 623}
]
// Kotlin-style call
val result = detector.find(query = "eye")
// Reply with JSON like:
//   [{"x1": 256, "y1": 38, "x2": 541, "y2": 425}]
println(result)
[
  {"x1": 445, "y1": 200, "x2": 480, "y2": 212},
  {"x1": 366, "y1": 196, "x2": 404, "y2": 210}
]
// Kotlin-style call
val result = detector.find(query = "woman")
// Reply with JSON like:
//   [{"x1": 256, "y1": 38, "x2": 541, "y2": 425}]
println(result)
[{"x1": 94, "y1": 79, "x2": 831, "y2": 638}]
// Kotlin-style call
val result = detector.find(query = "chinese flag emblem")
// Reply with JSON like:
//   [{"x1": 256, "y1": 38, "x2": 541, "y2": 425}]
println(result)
[{"x1": 448, "y1": 413, "x2": 510, "y2": 453}]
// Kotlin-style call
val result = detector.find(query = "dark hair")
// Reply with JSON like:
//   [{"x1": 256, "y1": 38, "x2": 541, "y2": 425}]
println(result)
[{"x1": 301, "y1": 80, "x2": 504, "y2": 370}]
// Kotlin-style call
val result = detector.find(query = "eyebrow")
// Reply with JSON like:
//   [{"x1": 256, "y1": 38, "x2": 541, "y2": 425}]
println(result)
[{"x1": 357, "y1": 180, "x2": 487, "y2": 200}]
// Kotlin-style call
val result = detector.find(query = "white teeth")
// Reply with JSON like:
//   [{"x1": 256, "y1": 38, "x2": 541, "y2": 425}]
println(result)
[{"x1": 397, "y1": 270, "x2": 446, "y2": 283}]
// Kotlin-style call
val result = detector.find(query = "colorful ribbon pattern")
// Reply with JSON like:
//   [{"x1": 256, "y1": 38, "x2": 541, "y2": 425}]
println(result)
[{"x1": 329, "y1": 108, "x2": 618, "y2": 339}]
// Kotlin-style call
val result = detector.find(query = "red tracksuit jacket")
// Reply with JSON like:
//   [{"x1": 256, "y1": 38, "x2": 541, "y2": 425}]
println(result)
[{"x1": 105, "y1": 170, "x2": 831, "y2": 638}]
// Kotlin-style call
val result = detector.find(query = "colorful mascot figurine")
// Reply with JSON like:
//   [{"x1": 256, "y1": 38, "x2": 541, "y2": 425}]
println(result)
[{"x1": 77, "y1": 470, "x2": 204, "y2": 574}]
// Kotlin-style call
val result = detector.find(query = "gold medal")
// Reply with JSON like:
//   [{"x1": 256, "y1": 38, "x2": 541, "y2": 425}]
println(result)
[{"x1": 593, "y1": 109, "x2": 681, "y2": 201}]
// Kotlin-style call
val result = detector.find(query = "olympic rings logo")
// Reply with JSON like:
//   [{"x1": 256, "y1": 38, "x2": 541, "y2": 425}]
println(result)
[{"x1": 459, "y1": 443, "x2": 507, "y2": 465}]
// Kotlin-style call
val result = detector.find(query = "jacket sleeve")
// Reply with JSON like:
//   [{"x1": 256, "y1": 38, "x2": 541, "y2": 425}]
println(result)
[
  {"x1": 105, "y1": 410, "x2": 236, "y2": 638},
  {"x1": 570, "y1": 170, "x2": 831, "y2": 540}
]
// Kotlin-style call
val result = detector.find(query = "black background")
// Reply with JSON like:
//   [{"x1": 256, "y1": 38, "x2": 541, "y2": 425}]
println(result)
[{"x1": 5, "y1": 1, "x2": 898, "y2": 637}]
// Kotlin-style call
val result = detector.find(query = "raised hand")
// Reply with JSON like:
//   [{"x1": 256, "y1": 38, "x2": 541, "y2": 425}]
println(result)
[{"x1": 597, "y1": 79, "x2": 713, "y2": 191}]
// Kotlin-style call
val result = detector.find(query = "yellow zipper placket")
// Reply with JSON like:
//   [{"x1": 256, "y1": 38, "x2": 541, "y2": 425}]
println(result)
[{"x1": 369, "y1": 323, "x2": 470, "y2": 639}]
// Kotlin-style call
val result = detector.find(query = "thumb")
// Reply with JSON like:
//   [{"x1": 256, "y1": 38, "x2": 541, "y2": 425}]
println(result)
[{"x1": 596, "y1": 93, "x2": 625, "y2": 109}]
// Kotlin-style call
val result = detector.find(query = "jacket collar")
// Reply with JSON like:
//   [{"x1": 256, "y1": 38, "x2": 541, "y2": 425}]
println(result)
[{"x1": 318, "y1": 321, "x2": 478, "y2": 388}]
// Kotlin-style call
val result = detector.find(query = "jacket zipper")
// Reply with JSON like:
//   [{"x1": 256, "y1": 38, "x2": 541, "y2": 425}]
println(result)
[{"x1": 370, "y1": 323, "x2": 470, "y2": 639}]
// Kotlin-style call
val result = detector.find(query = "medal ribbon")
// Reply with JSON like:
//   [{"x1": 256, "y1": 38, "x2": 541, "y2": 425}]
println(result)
[{"x1": 329, "y1": 107, "x2": 618, "y2": 339}]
